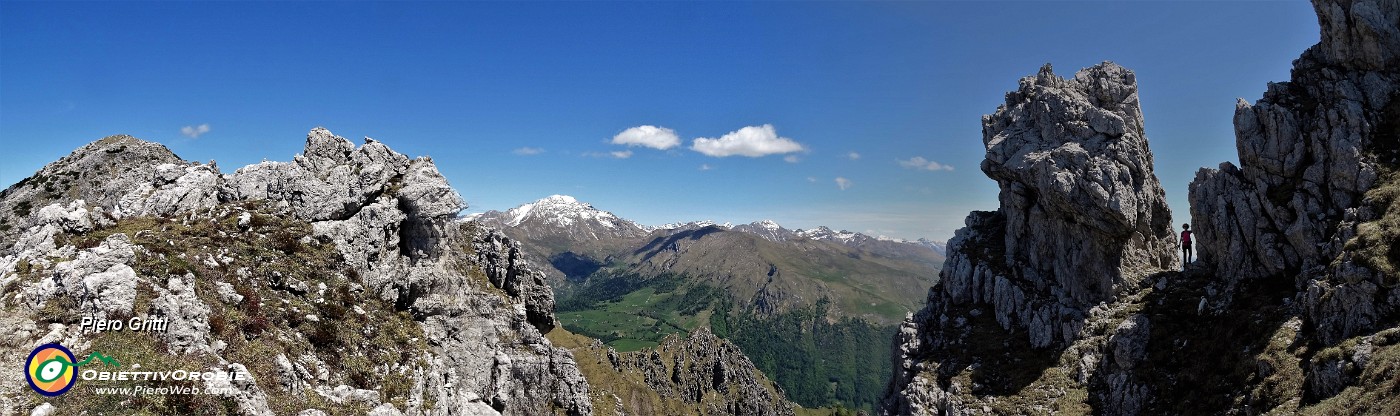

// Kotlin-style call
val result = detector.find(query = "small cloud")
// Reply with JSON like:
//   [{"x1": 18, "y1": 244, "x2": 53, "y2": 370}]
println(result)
[
  {"x1": 835, "y1": 177, "x2": 852, "y2": 190},
  {"x1": 784, "y1": 155, "x2": 801, "y2": 163},
  {"x1": 612, "y1": 125, "x2": 681, "y2": 150},
  {"x1": 846, "y1": 152, "x2": 861, "y2": 160},
  {"x1": 699, "y1": 164, "x2": 713, "y2": 171},
  {"x1": 181, "y1": 123, "x2": 211, "y2": 139},
  {"x1": 691, "y1": 124, "x2": 805, "y2": 157},
  {"x1": 583, "y1": 150, "x2": 633, "y2": 159},
  {"x1": 512, "y1": 147, "x2": 545, "y2": 156},
  {"x1": 898, "y1": 156, "x2": 954, "y2": 171},
  {"x1": 807, "y1": 177, "x2": 817, "y2": 183}
]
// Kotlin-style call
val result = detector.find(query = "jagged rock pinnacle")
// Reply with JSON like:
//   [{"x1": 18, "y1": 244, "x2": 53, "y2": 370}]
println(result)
[{"x1": 883, "y1": 61, "x2": 1178, "y2": 414}]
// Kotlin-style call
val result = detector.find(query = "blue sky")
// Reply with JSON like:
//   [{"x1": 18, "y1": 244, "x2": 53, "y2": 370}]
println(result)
[{"x1": 1, "y1": 1, "x2": 1318, "y2": 242}]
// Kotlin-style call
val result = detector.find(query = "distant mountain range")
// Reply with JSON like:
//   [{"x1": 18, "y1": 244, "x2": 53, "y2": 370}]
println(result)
[
  {"x1": 466, "y1": 194, "x2": 945, "y2": 258},
  {"x1": 467, "y1": 195, "x2": 946, "y2": 410},
  {"x1": 466, "y1": 195, "x2": 945, "y2": 324}
]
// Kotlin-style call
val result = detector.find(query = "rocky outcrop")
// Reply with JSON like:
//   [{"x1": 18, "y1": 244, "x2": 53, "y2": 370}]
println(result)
[
  {"x1": 884, "y1": 1, "x2": 1400, "y2": 415},
  {"x1": 468, "y1": 228, "x2": 557, "y2": 332},
  {"x1": 1187, "y1": 0, "x2": 1399, "y2": 345},
  {"x1": 934, "y1": 61, "x2": 1177, "y2": 349},
  {"x1": 980, "y1": 62, "x2": 1179, "y2": 306},
  {"x1": 19, "y1": 231, "x2": 138, "y2": 320},
  {"x1": 567, "y1": 327, "x2": 795, "y2": 416},
  {"x1": 883, "y1": 61, "x2": 1179, "y2": 414},
  {"x1": 0, "y1": 128, "x2": 592, "y2": 415},
  {"x1": 218, "y1": 128, "x2": 587, "y2": 414},
  {"x1": 149, "y1": 273, "x2": 214, "y2": 355},
  {"x1": 401, "y1": 222, "x2": 589, "y2": 416},
  {"x1": 616, "y1": 328, "x2": 792, "y2": 416},
  {"x1": 0, "y1": 136, "x2": 185, "y2": 243},
  {"x1": 222, "y1": 128, "x2": 414, "y2": 223}
]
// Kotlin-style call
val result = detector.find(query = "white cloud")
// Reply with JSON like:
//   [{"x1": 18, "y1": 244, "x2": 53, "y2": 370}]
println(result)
[
  {"x1": 807, "y1": 177, "x2": 817, "y2": 183},
  {"x1": 612, "y1": 125, "x2": 681, "y2": 150},
  {"x1": 690, "y1": 124, "x2": 805, "y2": 157},
  {"x1": 898, "y1": 156, "x2": 954, "y2": 171},
  {"x1": 835, "y1": 177, "x2": 852, "y2": 190},
  {"x1": 846, "y1": 152, "x2": 861, "y2": 160},
  {"x1": 181, "y1": 123, "x2": 211, "y2": 138},
  {"x1": 784, "y1": 155, "x2": 801, "y2": 163},
  {"x1": 512, "y1": 147, "x2": 545, "y2": 156},
  {"x1": 699, "y1": 164, "x2": 713, "y2": 171},
  {"x1": 583, "y1": 150, "x2": 633, "y2": 159}
]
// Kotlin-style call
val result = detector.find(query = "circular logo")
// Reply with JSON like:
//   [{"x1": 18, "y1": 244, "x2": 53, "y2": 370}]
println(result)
[{"x1": 26, "y1": 343, "x2": 77, "y2": 397}]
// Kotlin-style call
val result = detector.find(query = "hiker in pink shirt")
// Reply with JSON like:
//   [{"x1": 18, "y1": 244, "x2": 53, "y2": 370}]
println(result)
[{"x1": 1181, "y1": 223, "x2": 1193, "y2": 264}]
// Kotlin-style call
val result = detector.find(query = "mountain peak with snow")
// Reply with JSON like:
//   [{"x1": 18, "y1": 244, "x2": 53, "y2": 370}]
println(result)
[
  {"x1": 731, "y1": 220, "x2": 795, "y2": 242},
  {"x1": 501, "y1": 194, "x2": 618, "y2": 228},
  {"x1": 468, "y1": 195, "x2": 650, "y2": 241}
]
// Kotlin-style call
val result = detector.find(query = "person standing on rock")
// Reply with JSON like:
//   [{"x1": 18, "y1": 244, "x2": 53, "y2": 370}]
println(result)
[{"x1": 1181, "y1": 223, "x2": 1193, "y2": 265}]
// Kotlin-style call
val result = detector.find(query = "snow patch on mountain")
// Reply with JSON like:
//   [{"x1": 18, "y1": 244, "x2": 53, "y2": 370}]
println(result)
[{"x1": 653, "y1": 220, "x2": 733, "y2": 232}]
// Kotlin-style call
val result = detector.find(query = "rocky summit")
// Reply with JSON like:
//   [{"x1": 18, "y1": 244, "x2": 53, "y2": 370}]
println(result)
[
  {"x1": 883, "y1": 1, "x2": 1400, "y2": 415},
  {"x1": 0, "y1": 128, "x2": 593, "y2": 415}
]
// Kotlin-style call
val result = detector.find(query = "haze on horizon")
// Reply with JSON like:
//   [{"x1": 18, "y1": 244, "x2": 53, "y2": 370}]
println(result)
[{"x1": 0, "y1": 1, "x2": 1320, "y2": 242}]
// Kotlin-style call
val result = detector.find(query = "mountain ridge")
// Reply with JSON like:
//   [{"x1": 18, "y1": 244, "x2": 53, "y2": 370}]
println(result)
[
  {"x1": 469, "y1": 194, "x2": 948, "y2": 261},
  {"x1": 471, "y1": 194, "x2": 944, "y2": 411},
  {"x1": 0, "y1": 129, "x2": 798, "y2": 415},
  {"x1": 468, "y1": 194, "x2": 944, "y2": 324}
]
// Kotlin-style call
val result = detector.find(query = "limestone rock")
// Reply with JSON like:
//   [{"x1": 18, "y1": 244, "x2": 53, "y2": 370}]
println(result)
[
  {"x1": 276, "y1": 353, "x2": 306, "y2": 396},
  {"x1": 20, "y1": 233, "x2": 138, "y2": 319},
  {"x1": 0, "y1": 127, "x2": 594, "y2": 416},
  {"x1": 30, "y1": 403, "x2": 55, "y2": 416},
  {"x1": 116, "y1": 163, "x2": 222, "y2": 219},
  {"x1": 310, "y1": 196, "x2": 408, "y2": 284},
  {"x1": 978, "y1": 62, "x2": 1179, "y2": 311},
  {"x1": 36, "y1": 200, "x2": 92, "y2": 234},
  {"x1": 215, "y1": 281, "x2": 244, "y2": 305},
  {"x1": 469, "y1": 228, "x2": 557, "y2": 333},
  {"x1": 0, "y1": 135, "x2": 184, "y2": 243},
  {"x1": 607, "y1": 327, "x2": 796, "y2": 416},
  {"x1": 148, "y1": 273, "x2": 212, "y2": 354},
  {"x1": 205, "y1": 363, "x2": 274, "y2": 416},
  {"x1": 919, "y1": 61, "x2": 1177, "y2": 350},
  {"x1": 315, "y1": 384, "x2": 382, "y2": 406},
  {"x1": 221, "y1": 128, "x2": 413, "y2": 222},
  {"x1": 883, "y1": 61, "x2": 1178, "y2": 414},
  {"x1": 884, "y1": 2, "x2": 1400, "y2": 414},
  {"x1": 1188, "y1": 0, "x2": 1399, "y2": 344},
  {"x1": 1108, "y1": 315, "x2": 1150, "y2": 371},
  {"x1": 411, "y1": 256, "x2": 591, "y2": 416},
  {"x1": 368, "y1": 404, "x2": 407, "y2": 416},
  {"x1": 1097, "y1": 314, "x2": 1150, "y2": 416},
  {"x1": 1313, "y1": 0, "x2": 1400, "y2": 71},
  {"x1": 396, "y1": 158, "x2": 465, "y2": 264}
]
